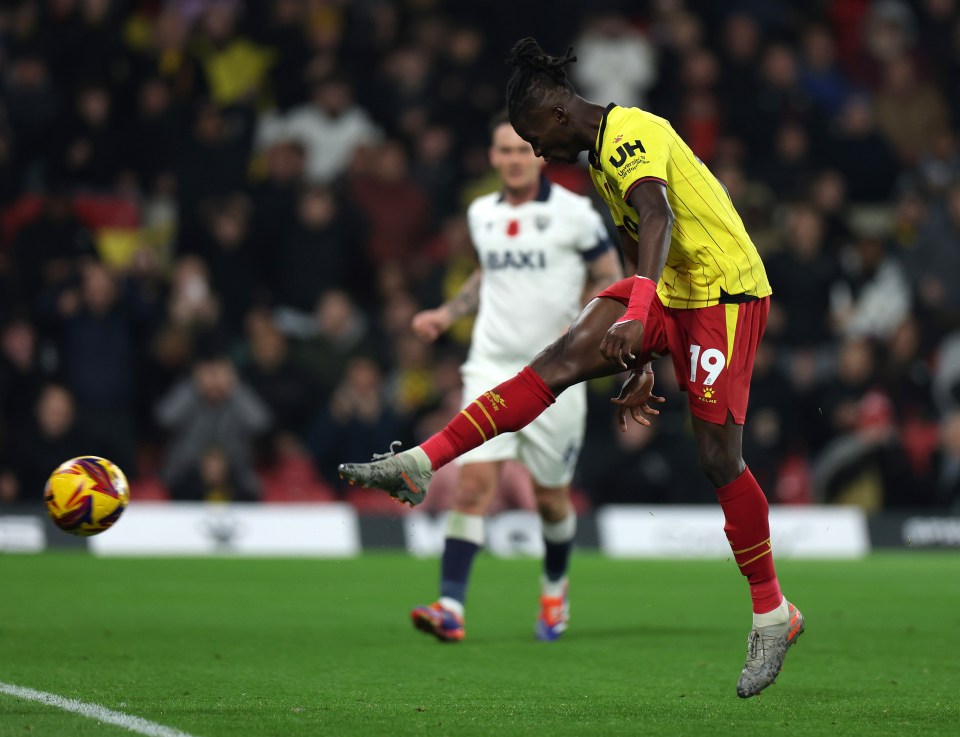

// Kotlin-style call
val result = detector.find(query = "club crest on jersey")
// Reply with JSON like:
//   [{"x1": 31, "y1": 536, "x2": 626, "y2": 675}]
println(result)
[
  {"x1": 535, "y1": 215, "x2": 550, "y2": 231},
  {"x1": 609, "y1": 139, "x2": 646, "y2": 169}
]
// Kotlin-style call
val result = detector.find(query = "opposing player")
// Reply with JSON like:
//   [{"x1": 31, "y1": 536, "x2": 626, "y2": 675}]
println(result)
[
  {"x1": 408, "y1": 114, "x2": 621, "y2": 643},
  {"x1": 340, "y1": 38, "x2": 803, "y2": 697}
]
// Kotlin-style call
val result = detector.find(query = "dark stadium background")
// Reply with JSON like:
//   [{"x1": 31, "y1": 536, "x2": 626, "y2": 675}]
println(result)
[{"x1": 0, "y1": 0, "x2": 958, "y2": 521}]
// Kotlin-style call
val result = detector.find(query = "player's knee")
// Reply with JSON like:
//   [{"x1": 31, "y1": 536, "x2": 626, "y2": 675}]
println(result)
[
  {"x1": 531, "y1": 352, "x2": 580, "y2": 394},
  {"x1": 534, "y1": 487, "x2": 570, "y2": 522},
  {"x1": 455, "y1": 476, "x2": 496, "y2": 514},
  {"x1": 697, "y1": 447, "x2": 743, "y2": 488}
]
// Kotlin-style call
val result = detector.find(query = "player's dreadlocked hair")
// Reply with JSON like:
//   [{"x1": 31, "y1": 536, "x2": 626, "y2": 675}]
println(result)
[{"x1": 505, "y1": 37, "x2": 577, "y2": 124}]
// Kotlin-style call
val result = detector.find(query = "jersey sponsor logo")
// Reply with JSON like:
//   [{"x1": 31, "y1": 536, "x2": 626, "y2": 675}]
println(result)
[
  {"x1": 609, "y1": 139, "x2": 645, "y2": 168},
  {"x1": 484, "y1": 250, "x2": 547, "y2": 270}
]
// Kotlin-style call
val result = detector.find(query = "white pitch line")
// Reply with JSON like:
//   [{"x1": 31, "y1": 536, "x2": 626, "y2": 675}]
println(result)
[{"x1": 0, "y1": 681, "x2": 201, "y2": 737}]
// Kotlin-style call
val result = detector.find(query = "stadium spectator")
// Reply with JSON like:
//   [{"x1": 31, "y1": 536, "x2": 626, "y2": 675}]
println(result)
[
  {"x1": 240, "y1": 308, "x2": 317, "y2": 456},
  {"x1": 751, "y1": 122, "x2": 815, "y2": 200},
  {"x1": 270, "y1": 185, "x2": 365, "y2": 314},
  {"x1": 931, "y1": 410, "x2": 960, "y2": 510},
  {"x1": 0, "y1": 317, "x2": 48, "y2": 447},
  {"x1": 174, "y1": 101, "x2": 256, "y2": 251},
  {"x1": 9, "y1": 188, "x2": 96, "y2": 312},
  {"x1": 932, "y1": 331, "x2": 960, "y2": 415},
  {"x1": 307, "y1": 355, "x2": 405, "y2": 488},
  {"x1": 155, "y1": 346, "x2": 271, "y2": 501},
  {"x1": 764, "y1": 203, "x2": 839, "y2": 348},
  {"x1": 47, "y1": 261, "x2": 156, "y2": 475},
  {"x1": 798, "y1": 22, "x2": 852, "y2": 118},
  {"x1": 907, "y1": 179, "x2": 960, "y2": 329},
  {"x1": 260, "y1": 74, "x2": 381, "y2": 184},
  {"x1": 248, "y1": 138, "x2": 306, "y2": 271},
  {"x1": 572, "y1": 14, "x2": 656, "y2": 110},
  {"x1": 123, "y1": 76, "x2": 181, "y2": 196},
  {"x1": 347, "y1": 139, "x2": 431, "y2": 275},
  {"x1": 2, "y1": 383, "x2": 88, "y2": 503},
  {"x1": 131, "y1": 8, "x2": 209, "y2": 106},
  {"x1": 3, "y1": 53, "x2": 61, "y2": 179},
  {"x1": 287, "y1": 289, "x2": 382, "y2": 405},
  {"x1": 198, "y1": 193, "x2": 262, "y2": 338},
  {"x1": 191, "y1": 2, "x2": 274, "y2": 107},
  {"x1": 874, "y1": 54, "x2": 950, "y2": 166},
  {"x1": 831, "y1": 235, "x2": 911, "y2": 341},
  {"x1": 823, "y1": 96, "x2": 900, "y2": 204}
]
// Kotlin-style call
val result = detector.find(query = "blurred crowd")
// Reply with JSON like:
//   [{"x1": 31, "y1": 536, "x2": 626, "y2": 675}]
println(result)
[{"x1": 0, "y1": 0, "x2": 959, "y2": 513}]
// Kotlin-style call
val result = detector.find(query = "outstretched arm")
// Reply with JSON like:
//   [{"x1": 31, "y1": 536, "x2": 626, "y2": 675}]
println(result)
[
  {"x1": 411, "y1": 268, "x2": 483, "y2": 342},
  {"x1": 600, "y1": 181, "x2": 674, "y2": 368}
]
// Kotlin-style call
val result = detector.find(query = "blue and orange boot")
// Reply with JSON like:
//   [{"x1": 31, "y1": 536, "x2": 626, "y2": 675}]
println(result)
[
  {"x1": 536, "y1": 583, "x2": 570, "y2": 641},
  {"x1": 410, "y1": 602, "x2": 465, "y2": 642}
]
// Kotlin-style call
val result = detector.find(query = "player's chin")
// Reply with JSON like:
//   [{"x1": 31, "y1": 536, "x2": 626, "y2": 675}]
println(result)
[{"x1": 548, "y1": 150, "x2": 580, "y2": 164}]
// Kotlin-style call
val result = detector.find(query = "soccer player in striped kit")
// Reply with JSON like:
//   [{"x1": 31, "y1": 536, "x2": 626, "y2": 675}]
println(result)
[
  {"x1": 341, "y1": 38, "x2": 804, "y2": 697},
  {"x1": 407, "y1": 114, "x2": 621, "y2": 642}
]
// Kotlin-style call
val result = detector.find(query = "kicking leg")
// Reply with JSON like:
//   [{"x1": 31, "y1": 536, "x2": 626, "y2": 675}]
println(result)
[{"x1": 338, "y1": 297, "x2": 627, "y2": 503}]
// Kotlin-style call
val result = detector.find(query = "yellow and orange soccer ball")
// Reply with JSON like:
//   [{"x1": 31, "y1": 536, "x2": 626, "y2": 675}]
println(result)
[{"x1": 43, "y1": 456, "x2": 129, "y2": 536}]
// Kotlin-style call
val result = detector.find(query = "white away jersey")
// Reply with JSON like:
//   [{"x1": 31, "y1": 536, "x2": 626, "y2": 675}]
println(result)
[{"x1": 465, "y1": 179, "x2": 611, "y2": 363}]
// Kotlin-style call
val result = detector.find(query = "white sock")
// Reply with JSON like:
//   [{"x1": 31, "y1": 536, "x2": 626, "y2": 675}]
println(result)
[
  {"x1": 541, "y1": 512, "x2": 576, "y2": 544},
  {"x1": 444, "y1": 512, "x2": 485, "y2": 546},
  {"x1": 753, "y1": 597, "x2": 789, "y2": 628},
  {"x1": 438, "y1": 597, "x2": 464, "y2": 618},
  {"x1": 541, "y1": 575, "x2": 568, "y2": 599},
  {"x1": 406, "y1": 446, "x2": 433, "y2": 474}
]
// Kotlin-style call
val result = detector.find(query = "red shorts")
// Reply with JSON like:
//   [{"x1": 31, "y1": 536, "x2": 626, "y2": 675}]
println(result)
[{"x1": 596, "y1": 278, "x2": 769, "y2": 425}]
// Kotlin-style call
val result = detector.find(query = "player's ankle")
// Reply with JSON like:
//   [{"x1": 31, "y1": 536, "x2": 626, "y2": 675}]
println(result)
[
  {"x1": 541, "y1": 575, "x2": 567, "y2": 599},
  {"x1": 438, "y1": 597, "x2": 465, "y2": 618},
  {"x1": 752, "y1": 597, "x2": 788, "y2": 628}
]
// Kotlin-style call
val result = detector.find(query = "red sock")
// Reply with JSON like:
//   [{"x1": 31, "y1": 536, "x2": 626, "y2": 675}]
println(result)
[
  {"x1": 420, "y1": 367, "x2": 556, "y2": 470},
  {"x1": 716, "y1": 467, "x2": 783, "y2": 614}
]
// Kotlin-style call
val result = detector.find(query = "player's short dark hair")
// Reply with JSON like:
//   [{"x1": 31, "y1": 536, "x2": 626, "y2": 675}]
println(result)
[
  {"x1": 505, "y1": 37, "x2": 577, "y2": 125},
  {"x1": 488, "y1": 110, "x2": 511, "y2": 138}
]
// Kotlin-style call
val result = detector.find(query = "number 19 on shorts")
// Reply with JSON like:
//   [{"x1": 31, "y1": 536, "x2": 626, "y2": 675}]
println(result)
[{"x1": 689, "y1": 344, "x2": 725, "y2": 386}]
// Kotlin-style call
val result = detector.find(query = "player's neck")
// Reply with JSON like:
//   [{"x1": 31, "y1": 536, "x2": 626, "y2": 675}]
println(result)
[
  {"x1": 573, "y1": 99, "x2": 608, "y2": 151},
  {"x1": 502, "y1": 180, "x2": 540, "y2": 206}
]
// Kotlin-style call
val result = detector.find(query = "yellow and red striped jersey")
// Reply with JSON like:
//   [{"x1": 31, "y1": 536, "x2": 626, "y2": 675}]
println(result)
[{"x1": 588, "y1": 104, "x2": 771, "y2": 308}]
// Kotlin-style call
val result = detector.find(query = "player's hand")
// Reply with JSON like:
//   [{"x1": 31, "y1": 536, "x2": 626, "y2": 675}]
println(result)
[
  {"x1": 600, "y1": 319, "x2": 645, "y2": 370},
  {"x1": 411, "y1": 308, "x2": 452, "y2": 342},
  {"x1": 610, "y1": 369, "x2": 665, "y2": 430}
]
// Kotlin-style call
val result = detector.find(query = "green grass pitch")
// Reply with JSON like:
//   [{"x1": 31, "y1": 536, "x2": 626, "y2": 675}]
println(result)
[{"x1": 1, "y1": 551, "x2": 958, "y2": 737}]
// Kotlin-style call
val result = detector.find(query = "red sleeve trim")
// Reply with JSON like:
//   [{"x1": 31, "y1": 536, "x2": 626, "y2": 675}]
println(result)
[{"x1": 624, "y1": 176, "x2": 668, "y2": 202}]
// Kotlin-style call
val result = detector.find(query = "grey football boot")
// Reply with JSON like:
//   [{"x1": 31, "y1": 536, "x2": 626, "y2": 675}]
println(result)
[
  {"x1": 338, "y1": 443, "x2": 433, "y2": 507},
  {"x1": 737, "y1": 601, "x2": 805, "y2": 698}
]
